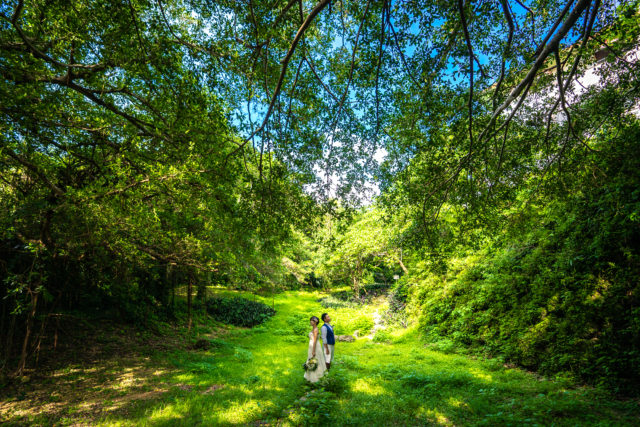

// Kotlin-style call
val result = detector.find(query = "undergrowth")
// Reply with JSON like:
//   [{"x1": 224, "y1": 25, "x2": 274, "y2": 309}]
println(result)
[{"x1": 1, "y1": 290, "x2": 638, "y2": 426}]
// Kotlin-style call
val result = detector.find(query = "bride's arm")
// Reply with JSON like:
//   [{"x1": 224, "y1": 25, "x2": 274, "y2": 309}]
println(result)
[{"x1": 312, "y1": 329, "x2": 319, "y2": 356}]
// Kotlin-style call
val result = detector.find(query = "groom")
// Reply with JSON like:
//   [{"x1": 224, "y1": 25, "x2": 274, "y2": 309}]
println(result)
[{"x1": 320, "y1": 313, "x2": 335, "y2": 370}]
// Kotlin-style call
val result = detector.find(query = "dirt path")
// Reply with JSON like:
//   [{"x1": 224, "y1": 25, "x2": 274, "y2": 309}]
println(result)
[{"x1": 365, "y1": 309, "x2": 385, "y2": 339}]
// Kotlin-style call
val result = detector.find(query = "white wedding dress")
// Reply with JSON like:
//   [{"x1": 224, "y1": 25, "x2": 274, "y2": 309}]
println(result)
[{"x1": 304, "y1": 330, "x2": 327, "y2": 382}]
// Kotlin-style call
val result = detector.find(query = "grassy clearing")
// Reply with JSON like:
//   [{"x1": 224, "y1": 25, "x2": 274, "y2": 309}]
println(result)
[{"x1": 1, "y1": 289, "x2": 638, "y2": 426}]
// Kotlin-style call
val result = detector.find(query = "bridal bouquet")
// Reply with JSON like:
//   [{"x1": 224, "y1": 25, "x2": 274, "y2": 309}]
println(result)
[{"x1": 303, "y1": 357, "x2": 318, "y2": 372}]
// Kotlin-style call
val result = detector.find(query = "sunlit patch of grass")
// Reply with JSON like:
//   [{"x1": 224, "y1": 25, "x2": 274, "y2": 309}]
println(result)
[
  {"x1": 3, "y1": 289, "x2": 639, "y2": 426},
  {"x1": 468, "y1": 367, "x2": 494, "y2": 382},
  {"x1": 216, "y1": 399, "x2": 264, "y2": 423},
  {"x1": 351, "y1": 378, "x2": 387, "y2": 396},
  {"x1": 421, "y1": 407, "x2": 454, "y2": 426}
]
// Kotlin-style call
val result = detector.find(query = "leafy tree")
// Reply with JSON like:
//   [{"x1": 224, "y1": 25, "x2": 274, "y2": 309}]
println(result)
[
  {"x1": 0, "y1": 0, "x2": 313, "y2": 373},
  {"x1": 322, "y1": 207, "x2": 409, "y2": 295}
]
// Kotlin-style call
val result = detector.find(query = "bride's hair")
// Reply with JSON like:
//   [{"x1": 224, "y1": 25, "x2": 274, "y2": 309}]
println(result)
[{"x1": 310, "y1": 316, "x2": 320, "y2": 325}]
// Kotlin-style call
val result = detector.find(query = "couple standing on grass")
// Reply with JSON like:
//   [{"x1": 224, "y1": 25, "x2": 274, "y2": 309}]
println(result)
[{"x1": 304, "y1": 313, "x2": 334, "y2": 383}]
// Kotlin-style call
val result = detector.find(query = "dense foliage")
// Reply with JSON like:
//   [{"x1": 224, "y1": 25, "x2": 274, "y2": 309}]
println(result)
[
  {"x1": 0, "y1": 0, "x2": 313, "y2": 373},
  {"x1": 410, "y1": 122, "x2": 640, "y2": 394},
  {"x1": 205, "y1": 296, "x2": 276, "y2": 327},
  {"x1": 1, "y1": 0, "x2": 638, "y2": 399},
  {"x1": 308, "y1": 111, "x2": 640, "y2": 394}
]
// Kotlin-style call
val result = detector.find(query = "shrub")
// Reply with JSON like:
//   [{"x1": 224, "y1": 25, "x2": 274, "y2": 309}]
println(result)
[
  {"x1": 299, "y1": 389, "x2": 335, "y2": 425},
  {"x1": 287, "y1": 313, "x2": 310, "y2": 335},
  {"x1": 233, "y1": 347, "x2": 254, "y2": 362},
  {"x1": 400, "y1": 371, "x2": 472, "y2": 389},
  {"x1": 361, "y1": 282, "x2": 391, "y2": 297},
  {"x1": 318, "y1": 368, "x2": 348, "y2": 394},
  {"x1": 318, "y1": 295, "x2": 356, "y2": 309},
  {"x1": 406, "y1": 128, "x2": 640, "y2": 395},
  {"x1": 205, "y1": 296, "x2": 275, "y2": 327},
  {"x1": 338, "y1": 355, "x2": 359, "y2": 369},
  {"x1": 323, "y1": 283, "x2": 392, "y2": 307},
  {"x1": 372, "y1": 329, "x2": 392, "y2": 343},
  {"x1": 383, "y1": 279, "x2": 410, "y2": 327},
  {"x1": 332, "y1": 313, "x2": 374, "y2": 336}
]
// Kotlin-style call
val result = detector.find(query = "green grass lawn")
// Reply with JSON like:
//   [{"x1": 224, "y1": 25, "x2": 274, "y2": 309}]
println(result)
[{"x1": 1, "y1": 289, "x2": 638, "y2": 426}]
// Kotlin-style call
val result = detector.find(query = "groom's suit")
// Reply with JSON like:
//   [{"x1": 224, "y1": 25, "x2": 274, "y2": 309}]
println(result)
[{"x1": 320, "y1": 322, "x2": 335, "y2": 366}]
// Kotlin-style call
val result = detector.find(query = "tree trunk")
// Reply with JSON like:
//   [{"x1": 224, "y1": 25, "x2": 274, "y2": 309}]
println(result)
[
  {"x1": 352, "y1": 273, "x2": 360, "y2": 298},
  {"x1": 18, "y1": 290, "x2": 39, "y2": 376},
  {"x1": 34, "y1": 312, "x2": 47, "y2": 369},
  {"x1": 187, "y1": 275, "x2": 193, "y2": 331},
  {"x1": 201, "y1": 283, "x2": 207, "y2": 315},
  {"x1": 170, "y1": 266, "x2": 176, "y2": 312},
  {"x1": 397, "y1": 255, "x2": 408, "y2": 274},
  {"x1": 0, "y1": 293, "x2": 6, "y2": 360},
  {"x1": 2, "y1": 313, "x2": 16, "y2": 371},
  {"x1": 353, "y1": 258, "x2": 363, "y2": 298},
  {"x1": 53, "y1": 316, "x2": 59, "y2": 351},
  {"x1": 196, "y1": 279, "x2": 206, "y2": 303}
]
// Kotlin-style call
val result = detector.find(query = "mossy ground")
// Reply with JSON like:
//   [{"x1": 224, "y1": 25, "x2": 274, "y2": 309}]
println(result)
[{"x1": 1, "y1": 289, "x2": 638, "y2": 426}]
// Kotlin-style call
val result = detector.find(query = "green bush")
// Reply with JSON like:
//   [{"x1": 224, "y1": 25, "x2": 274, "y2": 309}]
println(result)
[
  {"x1": 299, "y1": 389, "x2": 335, "y2": 425},
  {"x1": 205, "y1": 296, "x2": 275, "y2": 327},
  {"x1": 317, "y1": 368, "x2": 348, "y2": 394},
  {"x1": 287, "y1": 313, "x2": 310, "y2": 335},
  {"x1": 372, "y1": 329, "x2": 392, "y2": 343},
  {"x1": 406, "y1": 124, "x2": 640, "y2": 395},
  {"x1": 400, "y1": 371, "x2": 472, "y2": 389},
  {"x1": 324, "y1": 283, "x2": 392, "y2": 307},
  {"x1": 318, "y1": 295, "x2": 356, "y2": 309},
  {"x1": 332, "y1": 313, "x2": 374, "y2": 336},
  {"x1": 382, "y1": 279, "x2": 410, "y2": 327},
  {"x1": 361, "y1": 282, "x2": 392, "y2": 296},
  {"x1": 233, "y1": 347, "x2": 254, "y2": 362}
]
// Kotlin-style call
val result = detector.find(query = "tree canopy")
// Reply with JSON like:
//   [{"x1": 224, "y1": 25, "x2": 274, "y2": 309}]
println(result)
[{"x1": 1, "y1": 0, "x2": 639, "y2": 390}]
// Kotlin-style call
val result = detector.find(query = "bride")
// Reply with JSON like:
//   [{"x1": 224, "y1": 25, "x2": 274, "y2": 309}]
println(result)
[{"x1": 304, "y1": 316, "x2": 327, "y2": 382}]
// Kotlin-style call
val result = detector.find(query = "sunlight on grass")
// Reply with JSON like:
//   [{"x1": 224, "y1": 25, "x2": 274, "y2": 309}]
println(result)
[
  {"x1": 446, "y1": 396, "x2": 472, "y2": 412},
  {"x1": 468, "y1": 367, "x2": 493, "y2": 382},
  {"x1": 422, "y1": 408, "x2": 454, "y2": 426},
  {"x1": 351, "y1": 378, "x2": 388, "y2": 396},
  {"x1": 5, "y1": 289, "x2": 639, "y2": 426},
  {"x1": 146, "y1": 404, "x2": 185, "y2": 425},
  {"x1": 172, "y1": 373, "x2": 197, "y2": 383},
  {"x1": 214, "y1": 398, "x2": 273, "y2": 424}
]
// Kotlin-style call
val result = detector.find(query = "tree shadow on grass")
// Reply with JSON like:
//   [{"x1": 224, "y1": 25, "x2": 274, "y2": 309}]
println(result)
[
  {"x1": 0, "y1": 356, "x2": 181, "y2": 425},
  {"x1": 324, "y1": 361, "x2": 639, "y2": 426},
  {"x1": 0, "y1": 335, "x2": 313, "y2": 426}
]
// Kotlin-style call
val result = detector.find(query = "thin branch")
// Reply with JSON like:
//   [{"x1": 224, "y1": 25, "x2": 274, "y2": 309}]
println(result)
[
  {"x1": 283, "y1": 58, "x2": 305, "y2": 138},
  {"x1": 238, "y1": 0, "x2": 332, "y2": 151},
  {"x1": 473, "y1": 54, "x2": 487, "y2": 80},
  {"x1": 304, "y1": 56, "x2": 339, "y2": 101},
  {"x1": 458, "y1": 0, "x2": 474, "y2": 160},
  {"x1": 488, "y1": 74, "x2": 535, "y2": 145},
  {"x1": 419, "y1": 17, "x2": 463, "y2": 93},
  {"x1": 492, "y1": 0, "x2": 515, "y2": 110},
  {"x1": 477, "y1": 0, "x2": 593, "y2": 145},
  {"x1": 6, "y1": 1, "x2": 108, "y2": 71},
  {"x1": 531, "y1": 0, "x2": 574, "y2": 59},
  {"x1": 421, "y1": 154, "x2": 469, "y2": 228},
  {"x1": 273, "y1": 0, "x2": 299, "y2": 28},
  {"x1": 3, "y1": 147, "x2": 65, "y2": 196},
  {"x1": 64, "y1": 80, "x2": 156, "y2": 136},
  {"x1": 553, "y1": 0, "x2": 600, "y2": 152},
  {"x1": 375, "y1": 0, "x2": 388, "y2": 133},
  {"x1": 127, "y1": 0, "x2": 149, "y2": 58},
  {"x1": 332, "y1": 0, "x2": 373, "y2": 127},
  {"x1": 590, "y1": 34, "x2": 640, "y2": 69},
  {"x1": 157, "y1": 0, "x2": 226, "y2": 57},
  {"x1": 387, "y1": 14, "x2": 422, "y2": 89},
  {"x1": 320, "y1": 0, "x2": 373, "y2": 192}
]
